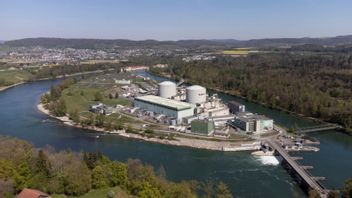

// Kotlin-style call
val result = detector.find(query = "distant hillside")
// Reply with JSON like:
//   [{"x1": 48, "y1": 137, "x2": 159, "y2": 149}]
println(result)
[
  {"x1": 241, "y1": 35, "x2": 352, "y2": 47},
  {"x1": 4, "y1": 35, "x2": 352, "y2": 49},
  {"x1": 4, "y1": 38, "x2": 238, "y2": 49}
]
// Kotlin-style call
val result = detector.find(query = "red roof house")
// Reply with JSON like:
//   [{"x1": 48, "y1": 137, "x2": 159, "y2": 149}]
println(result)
[{"x1": 17, "y1": 188, "x2": 51, "y2": 198}]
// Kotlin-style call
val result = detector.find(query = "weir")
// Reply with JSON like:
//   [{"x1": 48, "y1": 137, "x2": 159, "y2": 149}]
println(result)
[
  {"x1": 267, "y1": 140, "x2": 329, "y2": 197},
  {"x1": 298, "y1": 124, "x2": 341, "y2": 133}
]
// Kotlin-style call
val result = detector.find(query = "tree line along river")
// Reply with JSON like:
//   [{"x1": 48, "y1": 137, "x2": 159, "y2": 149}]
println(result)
[{"x1": 0, "y1": 70, "x2": 351, "y2": 198}]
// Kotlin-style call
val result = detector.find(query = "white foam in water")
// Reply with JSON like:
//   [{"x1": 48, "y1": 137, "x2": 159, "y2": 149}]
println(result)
[{"x1": 256, "y1": 156, "x2": 280, "y2": 166}]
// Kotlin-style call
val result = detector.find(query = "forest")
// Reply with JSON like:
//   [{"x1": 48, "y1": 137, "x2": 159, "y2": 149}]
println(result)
[
  {"x1": 145, "y1": 51, "x2": 352, "y2": 133},
  {"x1": 0, "y1": 136, "x2": 233, "y2": 198}
]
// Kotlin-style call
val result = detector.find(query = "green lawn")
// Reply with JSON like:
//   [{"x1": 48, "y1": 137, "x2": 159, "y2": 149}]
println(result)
[
  {"x1": 61, "y1": 86, "x2": 131, "y2": 113},
  {"x1": 61, "y1": 84, "x2": 136, "y2": 128},
  {"x1": 108, "y1": 113, "x2": 135, "y2": 123},
  {"x1": 61, "y1": 87, "x2": 99, "y2": 112}
]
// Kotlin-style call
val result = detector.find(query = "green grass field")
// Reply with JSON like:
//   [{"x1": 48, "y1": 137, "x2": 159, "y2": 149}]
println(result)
[
  {"x1": 61, "y1": 84, "x2": 136, "y2": 127},
  {"x1": 61, "y1": 86, "x2": 132, "y2": 113},
  {"x1": 0, "y1": 70, "x2": 33, "y2": 86},
  {"x1": 222, "y1": 48, "x2": 259, "y2": 55}
]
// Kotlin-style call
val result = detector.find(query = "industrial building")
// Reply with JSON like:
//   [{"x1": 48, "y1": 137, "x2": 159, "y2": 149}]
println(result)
[
  {"x1": 228, "y1": 101, "x2": 245, "y2": 113},
  {"x1": 232, "y1": 112, "x2": 273, "y2": 133},
  {"x1": 191, "y1": 120, "x2": 215, "y2": 136},
  {"x1": 133, "y1": 81, "x2": 238, "y2": 137},
  {"x1": 89, "y1": 103, "x2": 114, "y2": 115},
  {"x1": 115, "y1": 79, "x2": 131, "y2": 85},
  {"x1": 121, "y1": 66, "x2": 149, "y2": 72},
  {"x1": 134, "y1": 95, "x2": 195, "y2": 121},
  {"x1": 206, "y1": 107, "x2": 230, "y2": 117}
]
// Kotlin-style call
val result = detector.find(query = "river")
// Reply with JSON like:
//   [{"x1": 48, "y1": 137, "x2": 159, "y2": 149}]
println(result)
[{"x1": 0, "y1": 71, "x2": 351, "y2": 197}]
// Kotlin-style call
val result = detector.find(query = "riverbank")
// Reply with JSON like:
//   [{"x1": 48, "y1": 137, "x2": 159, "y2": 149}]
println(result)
[
  {"x1": 150, "y1": 71, "x2": 348, "y2": 133},
  {"x1": 37, "y1": 103, "x2": 261, "y2": 152},
  {"x1": 2, "y1": 74, "x2": 350, "y2": 197},
  {"x1": 0, "y1": 82, "x2": 24, "y2": 92},
  {"x1": 35, "y1": 69, "x2": 107, "y2": 81},
  {"x1": 0, "y1": 69, "x2": 111, "y2": 92}
]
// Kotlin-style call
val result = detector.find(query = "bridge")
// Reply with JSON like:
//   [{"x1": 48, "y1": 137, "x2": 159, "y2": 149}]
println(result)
[
  {"x1": 297, "y1": 124, "x2": 341, "y2": 133},
  {"x1": 267, "y1": 140, "x2": 329, "y2": 197}
]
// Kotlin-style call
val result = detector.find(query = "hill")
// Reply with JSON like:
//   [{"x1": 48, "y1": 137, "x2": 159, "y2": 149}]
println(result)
[{"x1": 4, "y1": 35, "x2": 352, "y2": 49}]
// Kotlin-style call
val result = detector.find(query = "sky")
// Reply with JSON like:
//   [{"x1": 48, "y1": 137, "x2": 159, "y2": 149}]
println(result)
[{"x1": 1, "y1": 0, "x2": 352, "y2": 41}]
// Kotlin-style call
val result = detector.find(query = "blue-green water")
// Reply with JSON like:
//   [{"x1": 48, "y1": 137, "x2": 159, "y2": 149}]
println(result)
[{"x1": 0, "y1": 73, "x2": 351, "y2": 197}]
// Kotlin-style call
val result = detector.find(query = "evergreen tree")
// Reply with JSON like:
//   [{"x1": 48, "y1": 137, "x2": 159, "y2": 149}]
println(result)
[
  {"x1": 216, "y1": 182, "x2": 233, "y2": 198},
  {"x1": 36, "y1": 150, "x2": 51, "y2": 177}
]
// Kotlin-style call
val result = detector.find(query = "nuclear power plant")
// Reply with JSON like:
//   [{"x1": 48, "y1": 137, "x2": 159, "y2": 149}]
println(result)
[
  {"x1": 158, "y1": 81, "x2": 177, "y2": 99},
  {"x1": 186, "y1": 85, "x2": 206, "y2": 104},
  {"x1": 133, "y1": 80, "x2": 273, "y2": 137}
]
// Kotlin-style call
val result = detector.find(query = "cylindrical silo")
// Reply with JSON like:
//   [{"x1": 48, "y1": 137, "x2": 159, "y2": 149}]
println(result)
[
  {"x1": 158, "y1": 81, "x2": 176, "y2": 98},
  {"x1": 186, "y1": 85, "x2": 206, "y2": 104}
]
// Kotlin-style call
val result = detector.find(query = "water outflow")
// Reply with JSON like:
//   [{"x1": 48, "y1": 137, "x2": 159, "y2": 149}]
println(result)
[{"x1": 256, "y1": 156, "x2": 281, "y2": 166}]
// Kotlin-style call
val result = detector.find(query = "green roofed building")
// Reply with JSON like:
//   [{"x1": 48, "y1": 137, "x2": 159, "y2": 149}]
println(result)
[{"x1": 191, "y1": 120, "x2": 215, "y2": 136}]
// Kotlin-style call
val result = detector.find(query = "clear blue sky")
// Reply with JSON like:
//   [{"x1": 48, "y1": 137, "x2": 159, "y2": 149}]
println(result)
[{"x1": 1, "y1": 0, "x2": 351, "y2": 41}]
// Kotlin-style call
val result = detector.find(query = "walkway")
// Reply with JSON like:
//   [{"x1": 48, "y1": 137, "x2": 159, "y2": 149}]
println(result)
[{"x1": 267, "y1": 140, "x2": 329, "y2": 197}]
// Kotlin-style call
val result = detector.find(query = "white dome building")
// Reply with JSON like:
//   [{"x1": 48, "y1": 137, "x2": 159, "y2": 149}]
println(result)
[
  {"x1": 158, "y1": 81, "x2": 177, "y2": 98},
  {"x1": 186, "y1": 85, "x2": 206, "y2": 104}
]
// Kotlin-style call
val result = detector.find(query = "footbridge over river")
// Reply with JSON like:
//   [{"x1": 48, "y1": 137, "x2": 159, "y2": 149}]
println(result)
[
  {"x1": 267, "y1": 140, "x2": 329, "y2": 197},
  {"x1": 298, "y1": 124, "x2": 341, "y2": 133}
]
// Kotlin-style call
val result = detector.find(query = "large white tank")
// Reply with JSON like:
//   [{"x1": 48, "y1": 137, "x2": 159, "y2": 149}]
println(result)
[
  {"x1": 186, "y1": 85, "x2": 206, "y2": 104},
  {"x1": 158, "y1": 81, "x2": 176, "y2": 98}
]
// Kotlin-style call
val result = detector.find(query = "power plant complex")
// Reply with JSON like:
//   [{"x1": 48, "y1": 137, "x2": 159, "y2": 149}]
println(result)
[{"x1": 133, "y1": 80, "x2": 274, "y2": 137}]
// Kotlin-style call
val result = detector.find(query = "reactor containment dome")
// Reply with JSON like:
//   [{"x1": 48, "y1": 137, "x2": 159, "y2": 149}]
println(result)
[
  {"x1": 158, "y1": 81, "x2": 177, "y2": 98},
  {"x1": 186, "y1": 85, "x2": 206, "y2": 104}
]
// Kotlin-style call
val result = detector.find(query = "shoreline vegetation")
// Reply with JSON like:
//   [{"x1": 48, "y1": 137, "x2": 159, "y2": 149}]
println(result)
[
  {"x1": 0, "y1": 135, "x2": 234, "y2": 198},
  {"x1": 0, "y1": 82, "x2": 24, "y2": 92},
  {"x1": 146, "y1": 70, "x2": 337, "y2": 130},
  {"x1": 37, "y1": 103, "x2": 261, "y2": 152},
  {"x1": 0, "y1": 69, "x2": 108, "y2": 92},
  {"x1": 35, "y1": 74, "x2": 264, "y2": 152},
  {"x1": 149, "y1": 59, "x2": 352, "y2": 135},
  {"x1": 0, "y1": 61, "x2": 125, "y2": 93}
]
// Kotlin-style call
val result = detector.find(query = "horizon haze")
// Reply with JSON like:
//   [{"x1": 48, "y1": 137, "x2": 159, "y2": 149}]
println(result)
[{"x1": 1, "y1": 0, "x2": 352, "y2": 41}]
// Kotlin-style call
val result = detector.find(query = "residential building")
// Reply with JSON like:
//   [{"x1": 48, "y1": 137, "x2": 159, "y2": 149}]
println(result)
[{"x1": 17, "y1": 188, "x2": 51, "y2": 198}]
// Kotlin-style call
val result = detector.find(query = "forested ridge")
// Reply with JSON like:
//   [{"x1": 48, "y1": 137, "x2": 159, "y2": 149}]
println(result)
[
  {"x1": 147, "y1": 52, "x2": 352, "y2": 133},
  {"x1": 0, "y1": 136, "x2": 233, "y2": 198},
  {"x1": 4, "y1": 35, "x2": 352, "y2": 49}
]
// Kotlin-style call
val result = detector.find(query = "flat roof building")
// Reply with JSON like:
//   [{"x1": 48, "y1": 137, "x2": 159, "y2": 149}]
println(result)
[
  {"x1": 134, "y1": 95, "x2": 195, "y2": 121},
  {"x1": 232, "y1": 112, "x2": 273, "y2": 133}
]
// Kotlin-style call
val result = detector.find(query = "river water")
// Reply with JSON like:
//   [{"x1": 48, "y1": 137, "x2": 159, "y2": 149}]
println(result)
[{"x1": 0, "y1": 71, "x2": 351, "y2": 197}]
